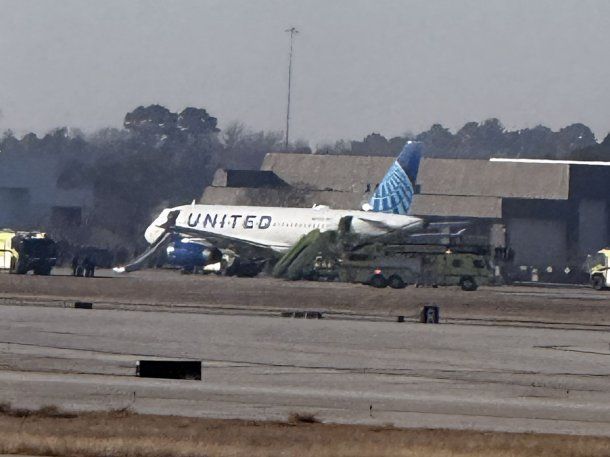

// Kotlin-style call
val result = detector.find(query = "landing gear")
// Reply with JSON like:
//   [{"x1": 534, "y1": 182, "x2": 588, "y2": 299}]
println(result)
[
  {"x1": 370, "y1": 274, "x2": 388, "y2": 288},
  {"x1": 388, "y1": 275, "x2": 406, "y2": 289},
  {"x1": 460, "y1": 276, "x2": 478, "y2": 291},
  {"x1": 34, "y1": 266, "x2": 52, "y2": 276},
  {"x1": 592, "y1": 275, "x2": 605, "y2": 291}
]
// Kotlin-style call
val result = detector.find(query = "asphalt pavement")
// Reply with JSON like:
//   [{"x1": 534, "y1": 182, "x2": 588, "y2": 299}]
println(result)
[{"x1": 0, "y1": 303, "x2": 609, "y2": 436}]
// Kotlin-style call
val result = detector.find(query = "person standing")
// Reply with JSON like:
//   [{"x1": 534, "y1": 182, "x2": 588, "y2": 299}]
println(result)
[
  {"x1": 83, "y1": 256, "x2": 93, "y2": 277},
  {"x1": 71, "y1": 255, "x2": 80, "y2": 276}
]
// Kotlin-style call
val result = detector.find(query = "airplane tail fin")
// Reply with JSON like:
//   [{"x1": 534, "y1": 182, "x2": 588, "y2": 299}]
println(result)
[{"x1": 367, "y1": 141, "x2": 422, "y2": 215}]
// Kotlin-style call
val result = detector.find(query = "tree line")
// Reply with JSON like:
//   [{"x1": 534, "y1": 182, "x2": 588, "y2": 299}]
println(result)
[
  {"x1": 1, "y1": 105, "x2": 610, "y2": 254},
  {"x1": 322, "y1": 118, "x2": 610, "y2": 160}
]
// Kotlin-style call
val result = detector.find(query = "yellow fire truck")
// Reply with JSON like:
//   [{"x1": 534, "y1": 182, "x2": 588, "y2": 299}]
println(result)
[{"x1": 0, "y1": 230, "x2": 58, "y2": 275}]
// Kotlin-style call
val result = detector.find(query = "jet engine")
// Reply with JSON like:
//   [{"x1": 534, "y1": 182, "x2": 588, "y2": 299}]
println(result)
[{"x1": 165, "y1": 238, "x2": 222, "y2": 272}]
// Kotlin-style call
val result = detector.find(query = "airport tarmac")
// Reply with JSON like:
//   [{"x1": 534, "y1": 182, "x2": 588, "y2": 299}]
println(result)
[
  {"x1": 0, "y1": 293, "x2": 609, "y2": 436},
  {"x1": 1, "y1": 268, "x2": 610, "y2": 327},
  {"x1": 0, "y1": 270, "x2": 609, "y2": 436}
]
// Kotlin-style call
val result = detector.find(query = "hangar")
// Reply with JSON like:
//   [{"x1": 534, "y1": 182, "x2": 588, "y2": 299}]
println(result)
[
  {"x1": 0, "y1": 150, "x2": 93, "y2": 232},
  {"x1": 201, "y1": 153, "x2": 610, "y2": 270}
]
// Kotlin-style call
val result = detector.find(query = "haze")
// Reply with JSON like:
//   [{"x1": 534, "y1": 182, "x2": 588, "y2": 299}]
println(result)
[{"x1": 1, "y1": 0, "x2": 609, "y2": 145}]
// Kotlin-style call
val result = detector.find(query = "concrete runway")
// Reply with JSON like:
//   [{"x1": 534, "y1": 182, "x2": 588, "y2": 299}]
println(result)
[{"x1": 0, "y1": 303, "x2": 609, "y2": 436}]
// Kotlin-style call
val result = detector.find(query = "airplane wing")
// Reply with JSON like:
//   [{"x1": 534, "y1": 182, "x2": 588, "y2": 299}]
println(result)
[
  {"x1": 169, "y1": 225, "x2": 285, "y2": 256},
  {"x1": 114, "y1": 212, "x2": 283, "y2": 273},
  {"x1": 404, "y1": 228, "x2": 467, "y2": 241},
  {"x1": 354, "y1": 216, "x2": 396, "y2": 230},
  {"x1": 426, "y1": 221, "x2": 471, "y2": 230}
]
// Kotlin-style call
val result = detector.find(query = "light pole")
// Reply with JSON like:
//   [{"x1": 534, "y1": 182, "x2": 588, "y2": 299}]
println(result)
[{"x1": 284, "y1": 27, "x2": 298, "y2": 150}]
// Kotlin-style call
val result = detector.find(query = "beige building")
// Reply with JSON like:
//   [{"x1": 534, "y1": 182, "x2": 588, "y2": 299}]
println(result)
[{"x1": 202, "y1": 152, "x2": 610, "y2": 269}]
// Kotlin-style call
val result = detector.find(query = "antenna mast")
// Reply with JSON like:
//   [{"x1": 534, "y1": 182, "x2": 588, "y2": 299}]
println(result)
[{"x1": 284, "y1": 27, "x2": 298, "y2": 150}]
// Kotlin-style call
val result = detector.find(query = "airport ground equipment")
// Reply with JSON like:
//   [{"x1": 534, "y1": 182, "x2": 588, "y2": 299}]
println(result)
[
  {"x1": 0, "y1": 230, "x2": 58, "y2": 275},
  {"x1": 272, "y1": 227, "x2": 493, "y2": 290},
  {"x1": 272, "y1": 229, "x2": 339, "y2": 280},
  {"x1": 335, "y1": 243, "x2": 493, "y2": 290},
  {"x1": 420, "y1": 305, "x2": 440, "y2": 323},
  {"x1": 337, "y1": 244, "x2": 492, "y2": 291},
  {"x1": 586, "y1": 249, "x2": 610, "y2": 290}
]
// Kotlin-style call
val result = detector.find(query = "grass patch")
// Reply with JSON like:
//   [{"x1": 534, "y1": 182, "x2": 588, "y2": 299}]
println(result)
[
  {"x1": 0, "y1": 403, "x2": 77, "y2": 419},
  {"x1": 0, "y1": 407, "x2": 607, "y2": 457}
]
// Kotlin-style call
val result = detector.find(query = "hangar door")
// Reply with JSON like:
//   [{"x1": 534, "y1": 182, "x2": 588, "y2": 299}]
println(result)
[
  {"x1": 0, "y1": 187, "x2": 30, "y2": 227},
  {"x1": 578, "y1": 199, "x2": 607, "y2": 259},
  {"x1": 506, "y1": 218, "x2": 567, "y2": 266}
]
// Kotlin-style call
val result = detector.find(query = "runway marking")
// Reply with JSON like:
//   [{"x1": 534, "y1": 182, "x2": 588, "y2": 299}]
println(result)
[{"x1": 535, "y1": 345, "x2": 610, "y2": 357}]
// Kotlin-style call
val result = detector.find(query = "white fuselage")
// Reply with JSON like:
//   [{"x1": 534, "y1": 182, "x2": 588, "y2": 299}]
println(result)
[{"x1": 146, "y1": 204, "x2": 423, "y2": 252}]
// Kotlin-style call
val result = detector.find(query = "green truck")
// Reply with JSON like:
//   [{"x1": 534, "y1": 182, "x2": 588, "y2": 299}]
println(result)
[{"x1": 330, "y1": 243, "x2": 493, "y2": 291}]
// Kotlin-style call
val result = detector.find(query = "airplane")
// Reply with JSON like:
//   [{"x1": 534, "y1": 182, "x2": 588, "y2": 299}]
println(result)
[{"x1": 113, "y1": 141, "x2": 453, "y2": 273}]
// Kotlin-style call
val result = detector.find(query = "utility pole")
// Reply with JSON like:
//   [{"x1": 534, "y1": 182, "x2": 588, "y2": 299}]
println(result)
[{"x1": 284, "y1": 27, "x2": 298, "y2": 150}]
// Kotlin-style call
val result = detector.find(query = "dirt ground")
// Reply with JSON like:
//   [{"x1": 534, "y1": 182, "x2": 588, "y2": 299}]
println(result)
[
  {"x1": 0, "y1": 268, "x2": 609, "y2": 327},
  {"x1": 0, "y1": 407, "x2": 609, "y2": 457}
]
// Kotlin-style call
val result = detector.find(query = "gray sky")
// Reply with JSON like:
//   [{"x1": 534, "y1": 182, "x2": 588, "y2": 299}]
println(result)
[{"x1": 1, "y1": 0, "x2": 610, "y2": 145}]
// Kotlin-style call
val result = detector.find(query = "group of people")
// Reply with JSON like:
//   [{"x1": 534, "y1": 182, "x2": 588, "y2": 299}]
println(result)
[{"x1": 71, "y1": 255, "x2": 96, "y2": 277}]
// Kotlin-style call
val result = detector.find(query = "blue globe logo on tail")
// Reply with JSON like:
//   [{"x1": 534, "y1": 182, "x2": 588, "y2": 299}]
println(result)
[{"x1": 368, "y1": 141, "x2": 422, "y2": 215}]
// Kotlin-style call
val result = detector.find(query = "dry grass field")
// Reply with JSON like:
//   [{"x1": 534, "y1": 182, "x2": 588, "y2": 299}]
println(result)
[{"x1": 0, "y1": 405, "x2": 608, "y2": 457}]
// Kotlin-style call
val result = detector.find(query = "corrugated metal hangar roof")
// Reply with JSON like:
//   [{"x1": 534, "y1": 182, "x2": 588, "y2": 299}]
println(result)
[
  {"x1": 417, "y1": 159, "x2": 570, "y2": 200},
  {"x1": 201, "y1": 186, "x2": 365, "y2": 209},
  {"x1": 261, "y1": 153, "x2": 393, "y2": 193}
]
